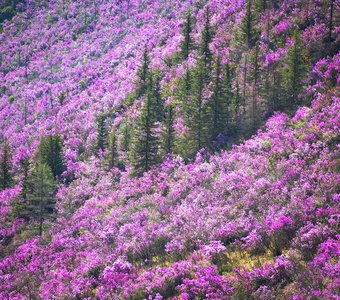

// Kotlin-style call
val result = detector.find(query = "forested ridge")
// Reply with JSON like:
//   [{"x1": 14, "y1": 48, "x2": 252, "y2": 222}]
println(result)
[{"x1": 0, "y1": 0, "x2": 339, "y2": 299}]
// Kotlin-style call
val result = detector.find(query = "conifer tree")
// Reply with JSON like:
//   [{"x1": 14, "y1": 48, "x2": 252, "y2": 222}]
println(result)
[
  {"x1": 136, "y1": 47, "x2": 151, "y2": 97},
  {"x1": 187, "y1": 62, "x2": 209, "y2": 154},
  {"x1": 179, "y1": 10, "x2": 194, "y2": 60},
  {"x1": 107, "y1": 130, "x2": 118, "y2": 169},
  {"x1": 282, "y1": 31, "x2": 308, "y2": 110},
  {"x1": 131, "y1": 83, "x2": 160, "y2": 176},
  {"x1": 328, "y1": 0, "x2": 335, "y2": 42},
  {"x1": 0, "y1": 139, "x2": 13, "y2": 190},
  {"x1": 96, "y1": 115, "x2": 108, "y2": 153},
  {"x1": 250, "y1": 42, "x2": 261, "y2": 129},
  {"x1": 200, "y1": 7, "x2": 213, "y2": 77},
  {"x1": 179, "y1": 67, "x2": 192, "y2": 107},
  {"x1": 255, "y1": 0, "x2": 268, "y2": 12},
  {"x1": 240, "y1": 0, "x2": 258, "y2": 49},
  {"x1": 21, "y1": 156, "x2": 30, "y2": 200},
  {"x1": 26, "y1": 163, "x2": 56, "y2": 236},
  {"x1": 161, "y1": 102, "x2": 176, "y2": 155},
  {"x1": 38, "y1": 135, "x2": 65, "y2": 179},
  {"x1": 152, "y1": 69, "x2": 164, "y2": 121},
  {"x1": 120, "y1": 120, "x2": 132, "y2": 153},
  {"x1": 233, "y1": 81, "x2": 245, "y2": 127},
  {"x1": 208, "y1": 57, "x2": 233, "y2": 145}
]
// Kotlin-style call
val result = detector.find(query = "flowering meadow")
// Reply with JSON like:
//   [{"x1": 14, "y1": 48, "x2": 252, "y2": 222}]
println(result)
[{"x1": 0, "y1": 0, "x2": 339, "y2": 299}]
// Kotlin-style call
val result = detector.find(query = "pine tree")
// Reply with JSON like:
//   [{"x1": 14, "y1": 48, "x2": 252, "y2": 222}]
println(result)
[
  {"x1": 136, "y1": 47, "x2": 151, "y2": 97},
  {"x1": 0, "y1": 139, "x2": 13, "y2": 190},
  {"x1": 161, "y1": 102, "x2": 176, "y2": 155},
  {"x1": 131, "y1": 84, "x2": 160, "y2": 176},
  {"x1": 96, "y1": 115, "x2": 108, "y2": 153},
  {"x1": 282, "y1": 31, "x2": 308, "y2": 110},
  {"x1": 179, "y1": 10, "x2": 194, "y2": 60},
  {"x1": 26, "y1": 163, "x2": 56, "y2": 236},
  {"x1": 38, "y1": 135, "x2": 65, "y2": 179}
]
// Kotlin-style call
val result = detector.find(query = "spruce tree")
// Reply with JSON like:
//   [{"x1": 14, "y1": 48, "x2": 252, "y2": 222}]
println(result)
[
  {"x1": 107, "y1": 130, "x2": 118, "y2": 169},
  {"x1": 179, "y1": 10, "x2": 194, "y2": 60},
  {"x1": 250, "y1": 42, "x2": 261, "y2": 130},
  {"x1": 96, "y1": 115, "x2": 108, "y2": 153},
  {"x1": 26, "y1": 163, "x2": 56, "y2": 236},
  {"x1": 239, "y1": 0, "x2": 258, "y2": 49},
  {"x1": 162, "y1": 102, "x2": 176, "y2": 155},
  {"x1": 12, "y1": 156, "x2": 30, "y2": 222},
  {"x1": 0, "y1": 139, "x2": 13, "y2": 190},
  {"x1": 328, "y1": 0, "x2": 335, "y2": 42},
  {"x1": 283, "y1": 31, "x2": 308, "y2": 110},
  {"x1": 208, "y1": 57, "x2": 233, "y2": 145},
  {"x1": 200, "y1": 7, "x2": 213, "y2": 76},
  {"x1": 152, "y1": 69, "x2": 164, "y2": 121},
  {"x1": 255, "y1": 0, "x2": 268, "y2": 12},
  {"x1": 21, "y1": 156, "x2": 30, "y2": 200},
  {"x1": 179, "y1": 67, "x2": 192, "y2": 108},
  {"x1": 38, "y1": 135, "x2": 65, "y2": 179},
  {"x1": 233, "y1": 81, "x2": 246, "y2": 128},
  {"x1": 120, "y1": 120, "x2": 132, "y2": 153},
  {"x1": 188, "y1": 61, "x2": 209, "y2": 154},
  {"x1": 136, "y1": 47, "x2": 151, "y2": 97},
  {"x1": 131, "y1": 83, "x2": 160, "y2": 176}
]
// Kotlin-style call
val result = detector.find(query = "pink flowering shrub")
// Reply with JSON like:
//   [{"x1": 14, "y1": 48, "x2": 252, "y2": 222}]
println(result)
[{"x1": 0, "y1": 0, "x2": 339, "y2": 299}]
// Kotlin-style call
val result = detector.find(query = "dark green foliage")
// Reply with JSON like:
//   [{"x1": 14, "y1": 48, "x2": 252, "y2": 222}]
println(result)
[
  {"x1": 21, "y1": 157, "x2": 30, "y2": 200},
  {"x1": 26, "y1": 163, "x2": 56, "y2": 236},
  {"x1": 107, "y1": 130, "x2": 118, "y2": 169},
  {"x1": 120, "y1": 120, "x2": 132, "y2": 153},
  {"x1": 131, "y1": 85, "x2": 160, "y2": 176},
  {"x1": 136, "y1": 47, "x2": 151, "y2": 97},
  {"x1": 282, "y1": 31, "x2": 308, "y2": 110},
  {"x1": 58, "y1": 90, "x2": 67, "y2": 105},
  {"x1": 96, "y1": 116, "x2": 108, "y2": 152},
  {"x1": 200, "y1": 7, "x2": 213, "y2": 73},
  {"x1": 178, "y1": 67, "x2": 192, "y2": 107},
  {"x1": 151, "y1": 69, "x2": 164, "y2": 121},
  {"x1": 250, "y1": 42, "x2": 262, "y2": 129},
  {"x1": 233, "y1": 81, "x2": 246, "y2": 126},
  {"x1": 179, "y1": 11, "x2": 194, "y2": 60},
  {"x1": 207, "y1": 57, "x2": 233, "y2": 145},
  {"x1": 0, "y1": 6, "x2": 15, "y2": 24},
  {"x1": 0, "y1": 139, "x2": 13, "y2": 190},
  {"x1": 328, "y1": 0, "x2": 335, "y2": 42},
  {"x1": 239, "y1": 0, "x2": 259, "y2": 49},
  {"x1": 38, "y1": 135, "x2": 66, "y2": 179},
  {"x1": 187, "y1": 61, "x2": 209, "y2": 154},
  {"x1": 162, "y1": 102, "x2": 176, "y2": 155},
  {"x1": 255, "y1": 0, "x2": 267, "y2": 12},
  {"x1": 0, "y1": 1, "x2": 25, "y2": 25},
  {"x1": 268, "y1": 65, "x2": 284, "y2": 113}
]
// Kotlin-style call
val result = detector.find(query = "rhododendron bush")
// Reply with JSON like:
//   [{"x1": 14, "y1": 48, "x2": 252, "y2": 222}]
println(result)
[{"x1": 0, "y1": 0, "x2": 339, "y2": 299}]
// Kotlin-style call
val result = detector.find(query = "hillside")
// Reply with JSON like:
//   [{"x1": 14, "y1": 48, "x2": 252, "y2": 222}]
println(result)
[{"x1": 0, "y1": 0, "x2": 339, "y2": 299}]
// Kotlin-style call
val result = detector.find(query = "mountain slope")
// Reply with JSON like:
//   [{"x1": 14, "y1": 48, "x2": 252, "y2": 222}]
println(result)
[{"x1": 0, "y1": 0, "x2": 339, "y2": 299}]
